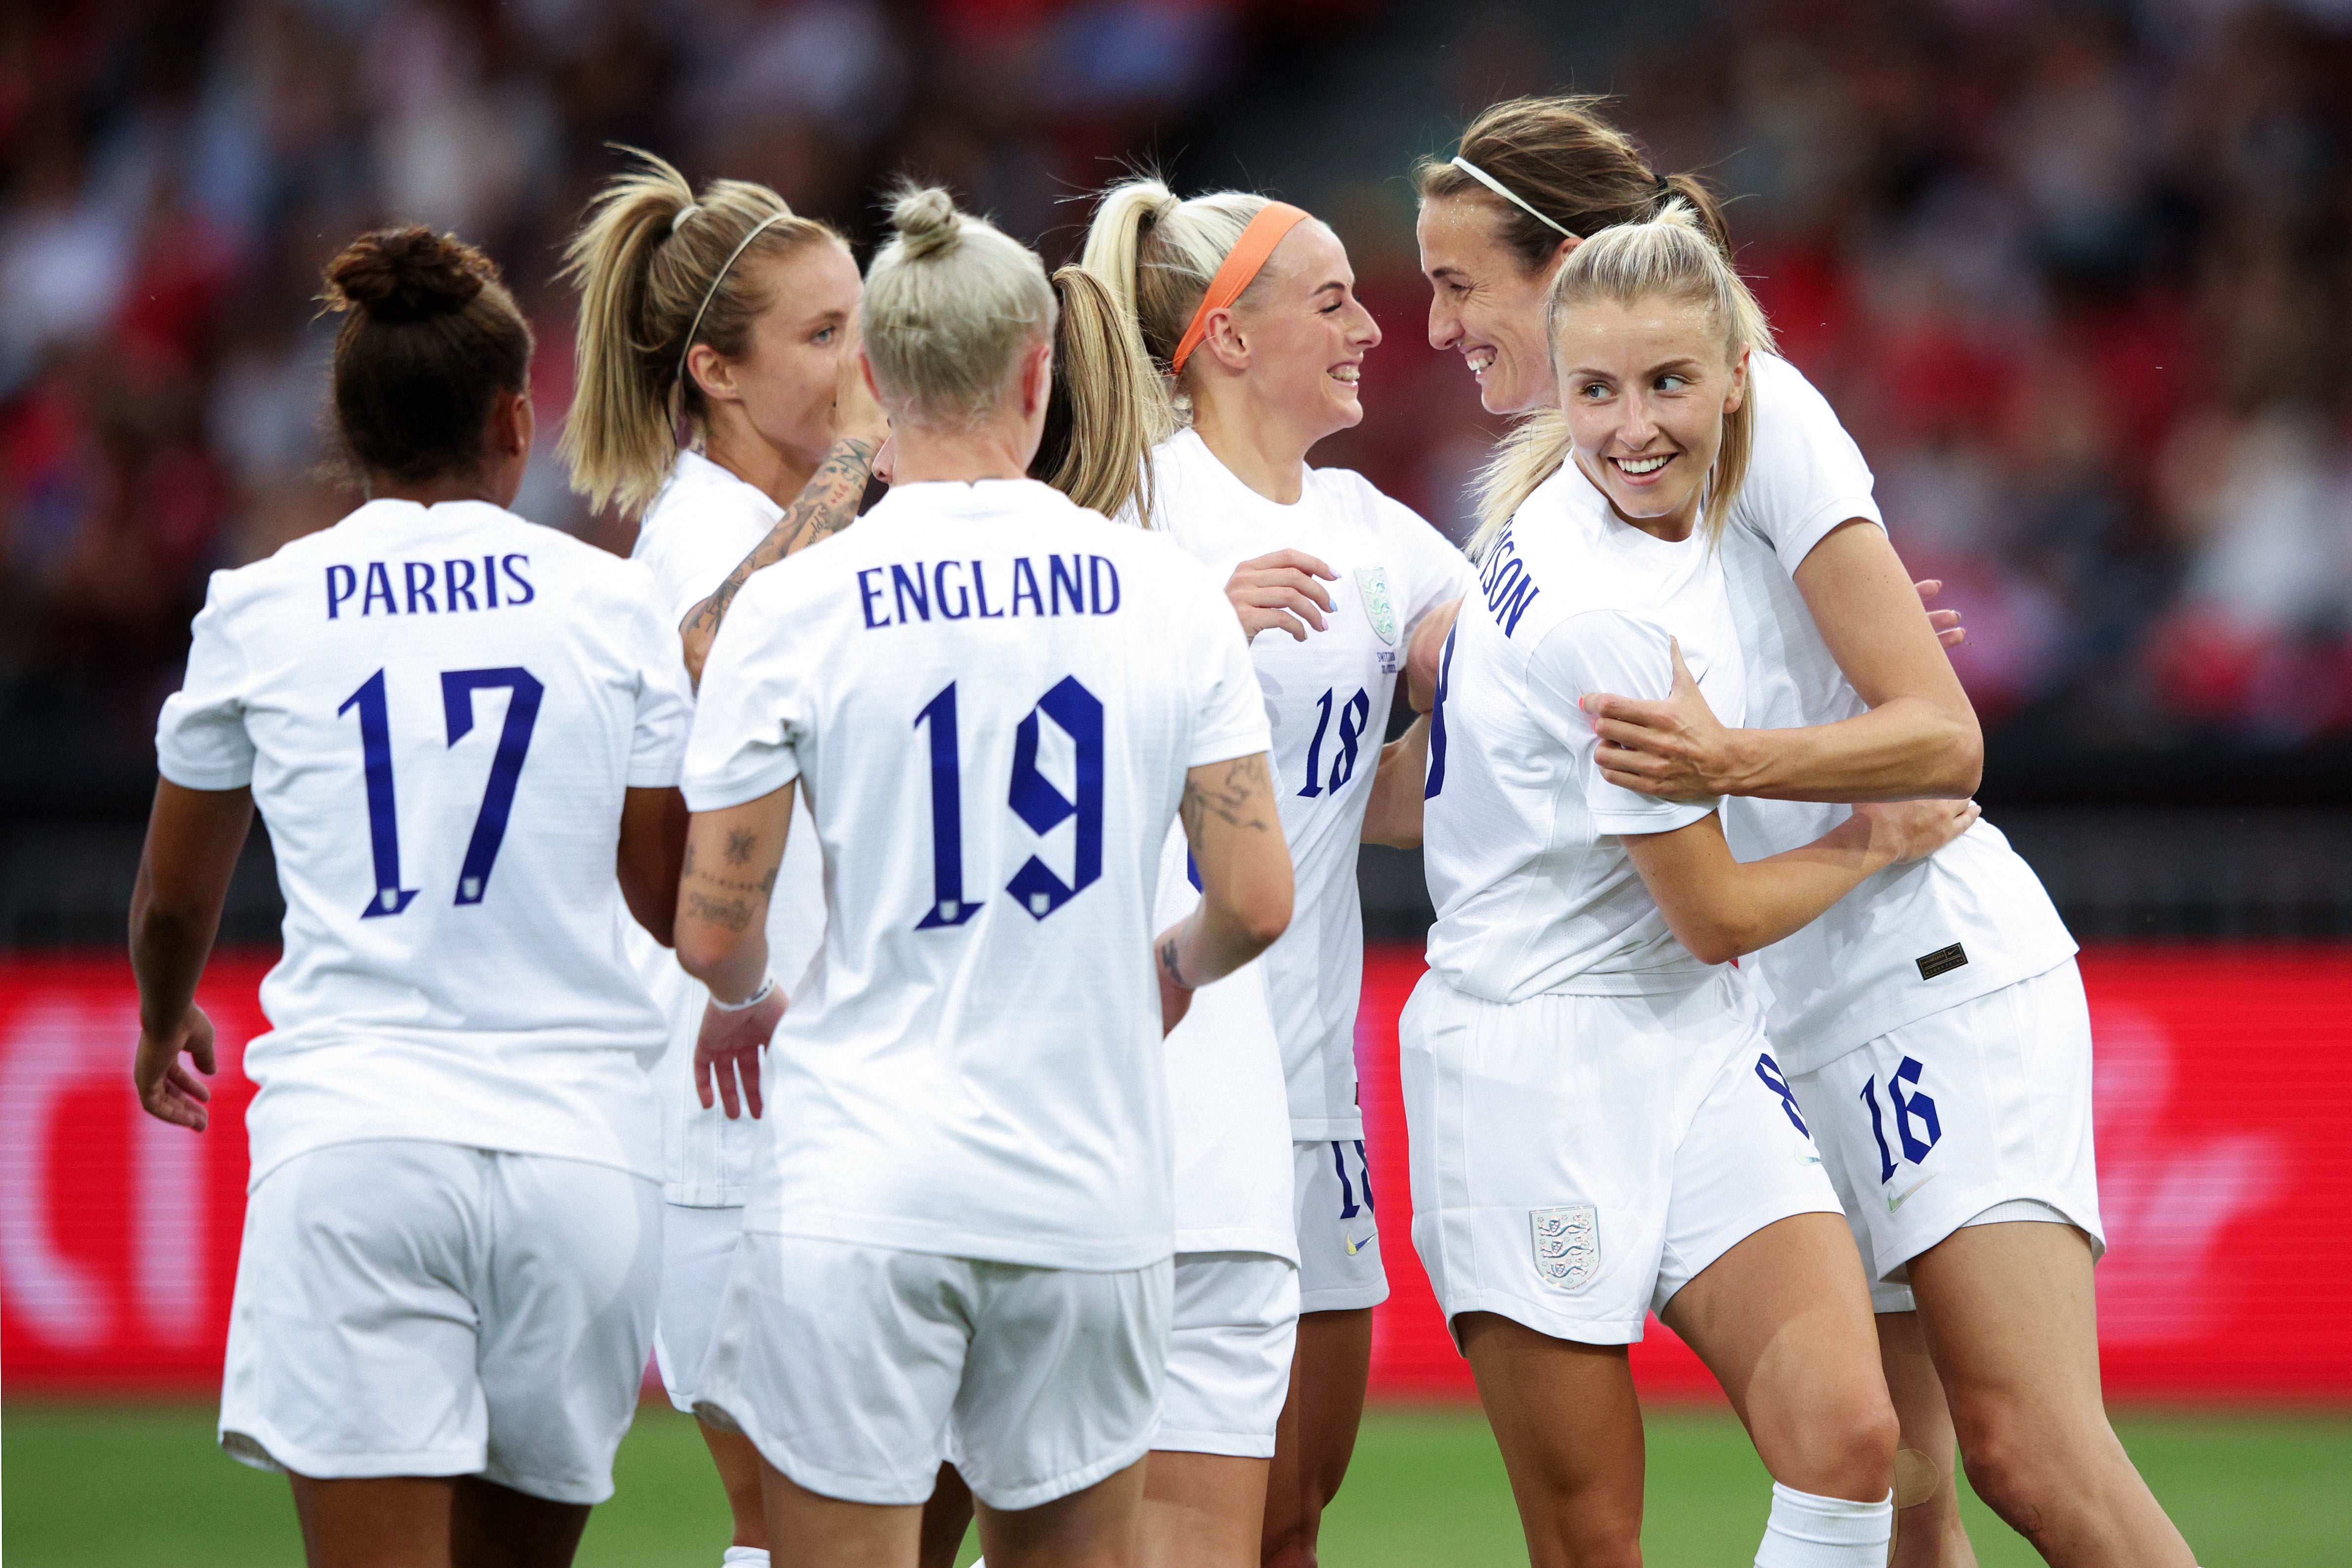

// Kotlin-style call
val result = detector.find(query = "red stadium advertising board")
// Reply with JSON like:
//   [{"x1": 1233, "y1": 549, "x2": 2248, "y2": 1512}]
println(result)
[{"x1": 3, "y1": 945, "x2": 2350, "y2": 1400}]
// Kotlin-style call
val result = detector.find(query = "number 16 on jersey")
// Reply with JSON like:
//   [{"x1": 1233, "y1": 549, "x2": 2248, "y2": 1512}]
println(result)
[{"x1": 912, "y1": 676, "x2": 1105, "y2": 929}]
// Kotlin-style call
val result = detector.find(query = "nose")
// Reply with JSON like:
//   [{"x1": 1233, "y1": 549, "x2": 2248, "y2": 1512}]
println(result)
[
  {"x1": 1427, "y1": 290, "x2": 1459, "y2": 352},
  {"x1": 1350, "y1": 299, "x2": 1382, "y2": 351},
  {"x1": 1620, "y1": 388, "x2": 1660, "y2": 446}
]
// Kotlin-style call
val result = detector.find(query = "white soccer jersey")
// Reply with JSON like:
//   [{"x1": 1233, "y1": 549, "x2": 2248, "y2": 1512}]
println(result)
[
  {"x1": 1146, "y1": 430, "x2": 1473, "y2": 1139},
  {"x1": 1719, "y1": 354, "x2": 2076, "y2": 1074},
  {"x1": 627, "y1": 451, "x2": 826, "y2": 1206},
  {"x1": 1422, "y1": 465, "x2": 1745, "y2": 1001},
  {"x1": 155, "y1": 498, "x2": 694, "y2": 1187},
  {"x1": 685, "y1": 477, "x2": 1270, "y2": 1272}
]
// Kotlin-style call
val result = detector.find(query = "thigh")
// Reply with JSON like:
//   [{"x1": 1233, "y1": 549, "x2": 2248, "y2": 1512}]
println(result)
[
  {"x1": 952, "y1": 1258, "x2": 1172, "y2": 1513},
  {"x1": 653, "y1": 1202, "x2": 747, "y2": 1414},
  {"x1": 1291, "y1": 1139, "x2": 1388, "y2": 1313},
  {"x1": 760, "y1": 1458, "x2": 924, "y2": 1568},
  {"x1": 1905, "y1": 1220, "x2": 2104, "y2": 1421},
  {"x1": 1161, "y1": 1252, "x2": 1299, "y2": 1459},
  {"x1": 975, "y1": 1455, "x2": 1148, "y2": 1568},
  {"x1": 221, "y1": 1142, "x2": 488, "y2": 1483},
  {"x1": 290, "y1": 1475, "x2": 458, "y2": 1568},
  {"x1": 1457, "y1": 1312, "x2": 1646, "y2": 1567},
  {"x1": 1141, "y1": 1451, "x2": 1268, "y2": 1568},
  {"x1": 698, "y1": 1235, "x2": 974, "y2": 1507},
  {"x1": 475, "y1": 1157, "x2": 663, "y2": 1506}
]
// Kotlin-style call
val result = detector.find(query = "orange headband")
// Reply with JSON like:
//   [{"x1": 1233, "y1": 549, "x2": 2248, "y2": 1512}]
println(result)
[{"x1": 1168, "y1": 202, "x2": 1312, "y2": 375}]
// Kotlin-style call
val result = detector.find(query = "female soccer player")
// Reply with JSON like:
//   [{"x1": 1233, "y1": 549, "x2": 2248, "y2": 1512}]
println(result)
[
  {"x1": 1080, "y1": 176, "x2": 1472, "y2": 1568},
  {"x1": 675, "y1": 184, "x2": 1296, "y2": 1568},
  {"x1": 1399, "y1": 206, "x2": 1980, "y2": 1568},
  {"x1": 131, "y1": 225, "x2": 703, "y2": 1568},
  {"x1": 1413, "y1": 96, "x2": 2193, "y2": 1568},
  {"x1": 559, "y1": 148, "x2": 885, "y2": 1568}
]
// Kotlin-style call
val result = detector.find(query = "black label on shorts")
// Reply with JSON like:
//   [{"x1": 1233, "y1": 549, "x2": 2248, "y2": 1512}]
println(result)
[{"x1": 1916, "y1": 942, "x2": 1969, "y2": 980}]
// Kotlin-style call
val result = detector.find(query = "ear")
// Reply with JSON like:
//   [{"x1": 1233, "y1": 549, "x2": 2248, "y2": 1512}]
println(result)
[
  {"x1": 491, "y1": 385, "x2": 533, "y2": 460},
  {"x1": 1198, "y1": 306, "x2": 1250, "y2": 373},
  {"x1": 1540, "y1": 234, "x2": 1581, "y2": 282},
  {"x1": 686, "y1": 343, "x2": 737, "y2": 406},
  {"x1": 1021, "y1": 339, "x2": 1054, "y2": 419},
  {"x1": 859, "y1": 346, "x2": 883, "y2": 404},
  {"x1": 1723, "y1": 346, "x2": 1749, "y2": 415}
]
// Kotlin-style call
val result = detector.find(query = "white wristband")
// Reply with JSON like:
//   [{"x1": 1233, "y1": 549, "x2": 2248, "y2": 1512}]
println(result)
[{"x1": 709, "y1": 975, "x2": 776, "y2": 1013}]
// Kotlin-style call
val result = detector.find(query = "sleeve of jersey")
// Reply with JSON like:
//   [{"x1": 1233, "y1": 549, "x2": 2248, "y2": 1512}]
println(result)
[
  {"x1": 154, "y1": 578, "x2": 258, "y2": 790},
  {"x1": 1736, "y1": 360, "x2": 1884, "y2": 578},
  {"x1": 1380, "y1": 492, "x2": 1477, "y2": 632},
  {"x1": 1184, "y1": 569, "x2": 1272, "y2": 767},
  {"x1": 681, "y1": 579, "x2": 806, "y2": 811},
  {"x1": 621, "y1": 570, "x2": 695, "y2": 788},
  {"x1": 1529, "y1": 612, "x2": 1719, "y2": 838},
  {"x1": 654, "y1": 515, "x2": 761, "y2": 627}
]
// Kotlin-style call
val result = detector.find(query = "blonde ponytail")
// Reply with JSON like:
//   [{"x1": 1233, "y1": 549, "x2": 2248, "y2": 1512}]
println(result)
[
  {"x1": 1467, "y1": 200, "x2": 1775, "y2": 557},
  {"x1": 558, "y1": 146, "x2": 837, "y2": 518},
  {"x1": 1034, "y1": 265, "x2": 1175, "y2": 522},
  {"x1": 1079, "y1": 174, "x2": 1292, "y2": 390}
]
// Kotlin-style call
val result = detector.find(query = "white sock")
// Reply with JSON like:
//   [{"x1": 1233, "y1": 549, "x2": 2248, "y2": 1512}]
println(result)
[
  {"x1": 1754, "y1": 1482, "x2": 1893, "y2": 1568},
  {"x1": 721, "y1": 1549, "x2": 769, "y2": 1567}
]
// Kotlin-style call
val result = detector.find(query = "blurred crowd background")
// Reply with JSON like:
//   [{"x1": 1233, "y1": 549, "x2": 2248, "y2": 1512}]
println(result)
[{"x1": 6, "y1": 0, "x2": 2352, "y2": 819}]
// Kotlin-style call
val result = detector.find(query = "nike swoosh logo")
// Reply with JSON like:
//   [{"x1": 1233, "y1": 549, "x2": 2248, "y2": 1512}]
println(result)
[
  {"x1": 1343, "y1": 1230, "x2": 1375, "y2": 1256},
  {"x1": 1888, "y1": 1174, "x2": 1938, "y2": 1213}
]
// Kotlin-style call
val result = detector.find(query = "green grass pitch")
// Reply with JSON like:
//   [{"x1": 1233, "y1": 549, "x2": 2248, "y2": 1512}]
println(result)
[{"x1": 4, "y1": 1399, "x2": 2346, "y2": 1565}]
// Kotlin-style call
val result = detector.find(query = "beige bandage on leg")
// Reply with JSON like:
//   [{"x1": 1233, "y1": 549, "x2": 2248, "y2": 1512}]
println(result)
[{"x1": 1892, "y1": 1448, "x2": 1940, "y2": 1510}]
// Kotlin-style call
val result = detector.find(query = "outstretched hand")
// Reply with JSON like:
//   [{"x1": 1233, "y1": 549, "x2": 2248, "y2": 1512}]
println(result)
[
  {"x1": 1586, "y1": 639, "x2": 1741, "y2": 802},
  {"x1": 133, "y1": 1004, "x2": 217, "y2": 1132},
  {"x1": 1226, "y1": 550, "x2": 1338, "y2": 643},
  {"x1": 694, "y1": 986, "x2": 786, "y2": 1121}
]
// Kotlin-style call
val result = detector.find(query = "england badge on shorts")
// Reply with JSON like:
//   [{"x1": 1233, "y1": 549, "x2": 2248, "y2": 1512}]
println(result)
[{"x1": 1530, "y1": 1204, "x2": 1599, "y2": 1292}]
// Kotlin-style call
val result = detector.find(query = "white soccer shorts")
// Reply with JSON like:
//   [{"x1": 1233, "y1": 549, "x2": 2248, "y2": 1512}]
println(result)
[
  {"x1": 218, "y1": 1140, "x2": 661, "y2": 1504},
  {"x1": 1294, "y1": 1137, "x2": 1390, "y2": 1313},
  {"x1": 1398, "y1": 968, "x2": 1842, "y2": 1346},
  {"x1": 652, "y1": 1201, "x2": 746, "y2": 1414},
  {"x1": 694, "y1": 1233, "x2": 1170, "y2": 1511},
  {"x1": 1792, "y1": 958, "x2": 2106, "y2": 1313},
  {"x1": 1159, "y1": 1251, "x2": 1299, "y2": 1458}
]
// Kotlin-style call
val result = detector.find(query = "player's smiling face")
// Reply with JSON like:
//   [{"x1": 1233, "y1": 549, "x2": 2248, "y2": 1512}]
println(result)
[
  {"x1": 1227, "y1": 220, "x2": 1381, "y2": 442},
  {"x1": 721, "y1": 237, "x2": 865, "y2": 471},
  {"x1": 1417, "y1": 194, "x2": 1567, "y2": 417},
  {"x1": 1554, "y1": 294, "x2": 1746, "y2": 539}
]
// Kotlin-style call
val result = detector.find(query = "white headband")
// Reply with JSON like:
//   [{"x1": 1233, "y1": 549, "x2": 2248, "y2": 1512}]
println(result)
[
  {"x1": 1449, "y1": 156, "x2": 1576, "y2": 240},
  {"x1": 676, "y1": 211, "x2": 791, "y2": 395}
]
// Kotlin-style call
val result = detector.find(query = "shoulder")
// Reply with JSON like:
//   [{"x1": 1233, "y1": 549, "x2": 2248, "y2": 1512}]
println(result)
[{"x1": 1731, "y1": 351, "x2": 1881, "y2": 554}]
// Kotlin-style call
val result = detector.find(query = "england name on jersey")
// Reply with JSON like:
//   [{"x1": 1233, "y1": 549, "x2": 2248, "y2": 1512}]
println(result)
[
  {"x1": 627, "y1": 450, "x2": 827, "y2": 1207},
  {"x1": 1422, "y1": 464, "x2": 1746, "y2": 1002},
  {"x1": 1145, "y1": 429, "x2": 1474, "y2": 1142},
  {"x1": 1718, "y1": 354, "x2": 2075, "y2": 1073},
  {"x1": 154, "y1": 498, "x2": 694, "y2": 1189},
  {"x1": 685, "y1": 477, "x2": 1270, "y2": 1273}
]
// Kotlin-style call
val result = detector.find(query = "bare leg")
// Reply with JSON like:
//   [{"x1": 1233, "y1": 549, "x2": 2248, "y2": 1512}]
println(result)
[
  {"x1": 1907, "y1": 1222, "x2": 2194, "y2": 1567},
  {"x1": 1139, "y1": 1451, "x2": 1269, "y2": 1568},
  {"x1": 1659, "y1": 1213, "x2": 1897, "y2": 1502},
  {"x1": 973, "y1": 1455, "x2": 1148, "y2": 1568},
  {"x1": 700, "y1": 1422, "x2": 770, "y2": 1552},
  {"x1": 1876, "y1": 1310, "x2": 1977, "y2": 1568},
  {"x1": 1456, "y1": 1312, "x2": 1645, "y2": 1568},
  {"x1": 449, "y1": 1478, "x2": 595, "y2": 1568},
  {"x1": 759, "y1": 1460, "x2": 923, "y2": 1568},
  {"x1": 1260, "y1": 1307, "x2": 1370, "y2": 1568},
  {"x1": 921, "y1": 1463, "x2": 977, "y2": 1568},
  {"x1": 289, "y1": 1475, "x2": 457, "y2": 1568}
]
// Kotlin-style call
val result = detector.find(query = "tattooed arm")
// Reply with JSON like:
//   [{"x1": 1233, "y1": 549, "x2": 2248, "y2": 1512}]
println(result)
[
  {"x1": 1154, "y1": 752, "x2": 1294, "y2": 1030},
  {"x1": 674, "y1": 784, "x2": 793, "y2": 1117},
  {"x1": 679, "y1": 433, "x2": 880, "y2": 689}
]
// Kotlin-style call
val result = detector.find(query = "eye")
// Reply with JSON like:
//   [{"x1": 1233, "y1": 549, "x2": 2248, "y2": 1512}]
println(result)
[
  {"x1": 813, "y1": 326, "x2": 837, "y2": 345},
  {"x1": 1580, "y1": 381, "x2": 1611, "y2": 400},
  {"x1": 1655, "y1": 373, "x2": 1687, "y2": 392}
]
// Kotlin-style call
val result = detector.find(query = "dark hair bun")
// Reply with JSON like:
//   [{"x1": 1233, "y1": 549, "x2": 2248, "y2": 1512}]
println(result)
[{"x1": 324, "y1": 225, "x2": 497, "y2": 322}]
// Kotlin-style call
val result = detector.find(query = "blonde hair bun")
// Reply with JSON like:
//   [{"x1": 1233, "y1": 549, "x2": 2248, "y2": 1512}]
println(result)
[{"x1": 888, "y1": 184, "x2": 963, "y2": 262}]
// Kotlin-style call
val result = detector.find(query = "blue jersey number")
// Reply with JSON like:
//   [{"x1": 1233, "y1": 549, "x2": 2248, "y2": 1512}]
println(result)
[
  {"x1": 1424, "y1": 623, "x2": 1458, "y2": 799},
  {"x1": 339, "y1": 665, "x2": 544, "y2": 918},
  {"x1": 1861, "y1": 1055, "x2": 1944, "y2": 1183},
  {"x1": 1298, "y1": 686, "x2": 1371, "y2": 799},
  {"x1": 915, "y1": 675, "x2": 1105, "y2": 927}
]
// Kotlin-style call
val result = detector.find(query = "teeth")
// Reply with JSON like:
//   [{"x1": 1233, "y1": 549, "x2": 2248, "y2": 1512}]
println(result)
[
  {"x1": 1467, "y1": 351, "x2": 1495, "y2": 374},
  {"x1": 1617, "y1": 454, "x2": 1671, "y2": 475},
  {"x1": 1331, "y1": 366, "x2": 1360, "y2": 384}
]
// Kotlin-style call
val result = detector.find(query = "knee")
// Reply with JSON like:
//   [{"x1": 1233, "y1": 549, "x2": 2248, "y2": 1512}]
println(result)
[
  {"x1": 1771, "y1": 1390, "x2": 1899, "y2": 1502},
  {"x1": 1949, "y1": 1399, "x2": 2078, "y2": 1534}
]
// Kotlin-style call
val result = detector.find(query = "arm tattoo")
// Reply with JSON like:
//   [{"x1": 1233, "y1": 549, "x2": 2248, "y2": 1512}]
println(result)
[
  {"x1": 1180, "y1": 753, "x2": 1275, "y2": 841},
  {"x1": 724, "y1": 828, "x2": 756, "y2": 865},
  {"x1": 681, "y1": 435, "x2": 879, "y2": 646},
  {"x1": 686, "y1": 890, "x2": 754, "y2": 933},
  {"x1": 1159, "y1": 935, "x2": 1190, "y2": 990}
]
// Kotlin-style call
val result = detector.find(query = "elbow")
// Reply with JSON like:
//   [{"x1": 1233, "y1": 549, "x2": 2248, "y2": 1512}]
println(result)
[
  {"x1": 1238, "y1": 883, "x2": 1294, "y2": 958},
  {"x1": 673, "y1": 920, "x2": 735, "y2": 986},
  {"x1": 1670, "y1": 914, "x2": 1753, "y2": 969},
  {"x1": 1945, "y1": 716, "x2": 1984, "y2": 798}
]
